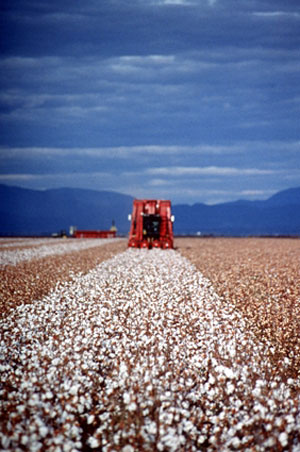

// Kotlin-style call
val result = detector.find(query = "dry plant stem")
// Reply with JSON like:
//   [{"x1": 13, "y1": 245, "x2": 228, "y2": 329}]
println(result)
[
  {"x1": 176, "y1": 237, "x2": 300, "y2": 376},
  {"x1": 0, "y1": 240, "x2": 127, "y2": 318}
]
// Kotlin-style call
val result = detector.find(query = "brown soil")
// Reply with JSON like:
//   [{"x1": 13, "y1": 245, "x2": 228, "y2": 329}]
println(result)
[
  {"x1": 0, "y1": 240, "x2": 127, "y2": 318},
  {"x1": 176, "y1": 237, "x2": 300, "y2": 373}
]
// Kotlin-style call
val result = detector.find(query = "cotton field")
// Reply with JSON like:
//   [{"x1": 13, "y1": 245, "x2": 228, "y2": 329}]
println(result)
[{"x1": 0, "y1": 238, "x2": 299, "y2": 451}]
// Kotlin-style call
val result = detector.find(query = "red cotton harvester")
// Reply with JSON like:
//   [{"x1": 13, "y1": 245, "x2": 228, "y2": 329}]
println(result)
[{"x1": 128, "y1": 199, "x2": 175, "y2": 249}]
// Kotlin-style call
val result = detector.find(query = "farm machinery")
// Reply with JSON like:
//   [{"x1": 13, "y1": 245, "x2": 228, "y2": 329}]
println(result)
[{"x1": 128, "y1": 199, "x2": 174, "y2": 249}]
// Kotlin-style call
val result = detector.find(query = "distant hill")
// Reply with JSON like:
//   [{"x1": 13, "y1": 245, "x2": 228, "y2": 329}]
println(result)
[
  {"x1": 0, "y1": 184, "x2": 300, "y2": 236},
  {"x1": 0, "y1": 185, "x2": 134, "y2": 236},
  {"x1": 173, "y1": 186, "x2": 300, "y2": 236}
]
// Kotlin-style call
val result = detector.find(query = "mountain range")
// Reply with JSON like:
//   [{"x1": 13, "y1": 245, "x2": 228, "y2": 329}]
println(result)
[{"x1": 0, "y1": 184, "x2": 300, "y2": 236}]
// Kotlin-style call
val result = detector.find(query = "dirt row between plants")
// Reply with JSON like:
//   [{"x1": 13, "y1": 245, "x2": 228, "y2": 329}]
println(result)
[
  {"x1": 176, "y1": 237, "x2": 300, "y2": 376},
  {"x1": 0, "y1": 239, "x2": 127, "y2": 318}
]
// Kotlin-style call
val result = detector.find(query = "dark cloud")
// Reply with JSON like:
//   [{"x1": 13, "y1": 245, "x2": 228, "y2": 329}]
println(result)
[
  {"x1": 2, "y1": 0, "x2": 299, "y2": 57},
  {"x1": 0, "y1": 0, "x2": 299, "y2": 203}
]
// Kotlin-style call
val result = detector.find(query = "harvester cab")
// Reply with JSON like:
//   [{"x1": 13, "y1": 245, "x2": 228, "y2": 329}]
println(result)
[{"x1": 128, "y1": 199, "x2": 174, "y2": 249}]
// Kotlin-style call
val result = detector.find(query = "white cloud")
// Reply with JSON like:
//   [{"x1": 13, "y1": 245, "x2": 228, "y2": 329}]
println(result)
[
  {"x1": 1, "y1": 141, "x2": 300, "y2": 162},
  {"x1": 155, "y1": 0, "x2": 194, "y2": 5},
  {"x1": 148, "y1": 178, "x2": 172, "y2": 186},
  {"x1": 253, "y1": 11, "x2": 300, "y2": 19},
  {"x1": 146, "y1": 166, "x2": 279, "y2": 176},
  {"x1": 240, "y1": 189, "x2": 275, "y2": 197},
  {"x1": 0, "y1": 144, "x2": 239, "y2": 160},
  {"x1": 0, "y1": 171, "x2": 109, "y2": 182}
]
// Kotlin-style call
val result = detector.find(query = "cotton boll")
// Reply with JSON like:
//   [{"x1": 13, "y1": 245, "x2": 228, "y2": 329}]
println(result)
[
  {"x1": 128, "y1": 402, "x2": 137, "y2": 412},
  {"x1": 122, "y1": 446, "x2": 135, "y2": 452},
  {"x1": 87, "y1": 437, "x2": 100, "y2": 448},
  {"x1": 226, "y1": 383, "x2": 235, "y2": 395}
]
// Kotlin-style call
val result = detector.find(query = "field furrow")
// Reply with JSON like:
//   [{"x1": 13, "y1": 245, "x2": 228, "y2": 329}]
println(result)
[
  {"x1": 177, "y1": 238, "x2": 300, "y2": 375},
  {"x1": 1, "y1": 247, "x2": 299, "y2": 451},
  {"x1": 0, "y1": 238, "x2": 123, "y2": 266},
  {"x1": 0, "y1": 240, "x2": 127, "y2": 318}
]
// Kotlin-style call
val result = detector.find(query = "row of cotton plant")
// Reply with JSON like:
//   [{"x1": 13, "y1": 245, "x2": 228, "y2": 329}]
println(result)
[
  {"x1": 0, "y1": 238, "x2": 64, "y2": 248},
  {"x1": 0, "y1": 238, "x2": 121, "y2": 266}
]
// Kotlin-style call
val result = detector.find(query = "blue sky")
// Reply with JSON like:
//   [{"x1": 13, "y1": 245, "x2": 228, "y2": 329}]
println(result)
[{"x1": 0, "y1": 0, "x2": 299, "y2": 204}]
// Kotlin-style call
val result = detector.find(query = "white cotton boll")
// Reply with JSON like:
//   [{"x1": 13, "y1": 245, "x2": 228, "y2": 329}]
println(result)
[
  {"x1": 158, "y1": 356, "x2": 164, "y2": 366},
  {"x1": 17, "y1": 405, "x2": 26, "y2": 413},
  {"x1": 123, "y1": 392, "x2": 131, "y2": 404},
  {"x1": 119, "y1": 362, "x2": 128, "y2": 378},
  {"x1": 208, "y1": 375, "x2": 216, "y2": 385},
  {"x1": 100, "y1": 412, "x2": 109, "y2": 422},
  {"x1": 160, "y1": 428, "x2": 182, "y2": 452},
  {"x1": 30, "y1": 441, "x2": 43, "y2": 452},
  {"x1": 235, "y1": 399, "x2": 243, "y2": 409},
  {"x1": 106, "y1": 387, "x2": 113, "y2": 396},
  {"x1": 186, "y1": 378, "x2": 194, "y2": 388},
  {"x1": 252, "y1": 387, "x2": 261, "y2": 397},
  {"x1": 226, "y1": 383, "x2": 235, "y2": 395},
  {"x1": 87, "y1": 415, "x2": 95, "y2": 424},
  {"x1": 223, "y1": 367, "x2": 235, "y2": 379},
  {"x1": 20, "y1": 435, "x2": 29, "y2": 446},
  {"x1": 228, "y1": 427, "x2": 237, "y2": 437},
  {"x1": 256, "y1": 404, "x2": 267, "y2": 417},
  {"x1": 77, "y1": 403, "x2": 85, "y2": 414},
  {"x1": 65, "y1": 403, "x2": 73, "y2": 412},
  {"x1": 87, "y1": 437, "x2": 100, "y2": 448},
  {"x1": 255, "y1": 379, "x2": 265, "y2": 388},
  {"x1": 128, "y1": 402, "x2": 137, "y2": 411},
  {"x1": 264, "y1": 438, "x2": 276, "y2": 447},
  {"x1": 183, "y1": 420, "x2": 194, "y2": 433},
  {"x1": 207, "y1": 388, "x2": 216, "y2": 398},
  {"x1": 229, "y1": 347, "x2": 236, "y2": 358},
  {"x1": 216, "y1": 365, "x2": 235, "y2": 379},
  {"x1": 146, "y1": 422, "x2": 157, "y2": 436},
  {"x1": 122, "y1": 446, "x2": 135, "y2": 452},
  {"x1": 231, "y1": 437, "x2": 241, "y2": 448},
  {"x1": 164, "y1": 413, "x2": 174, "y2": 425},
  {"x1": 278, "y1": 432, "x2": 288, "y2": 447},
  {"x1": 70, "y1": 425, "x2": 80, "y2": 439},
  {"x1": 197, "y1": 435, "x2": 206, "y2": 445},
  {"x1": 70, "y1": 385, "x2": 80, "y2": 395},
  {"x1": 39, "y1": 425, "x2": 49, "y2": 437},
  {"x1": 286, "y1": 414, "x2": 294, "y2": 424},
  {"x1": 28, "y1": 394, "x2": 39, "y2": 407}
]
